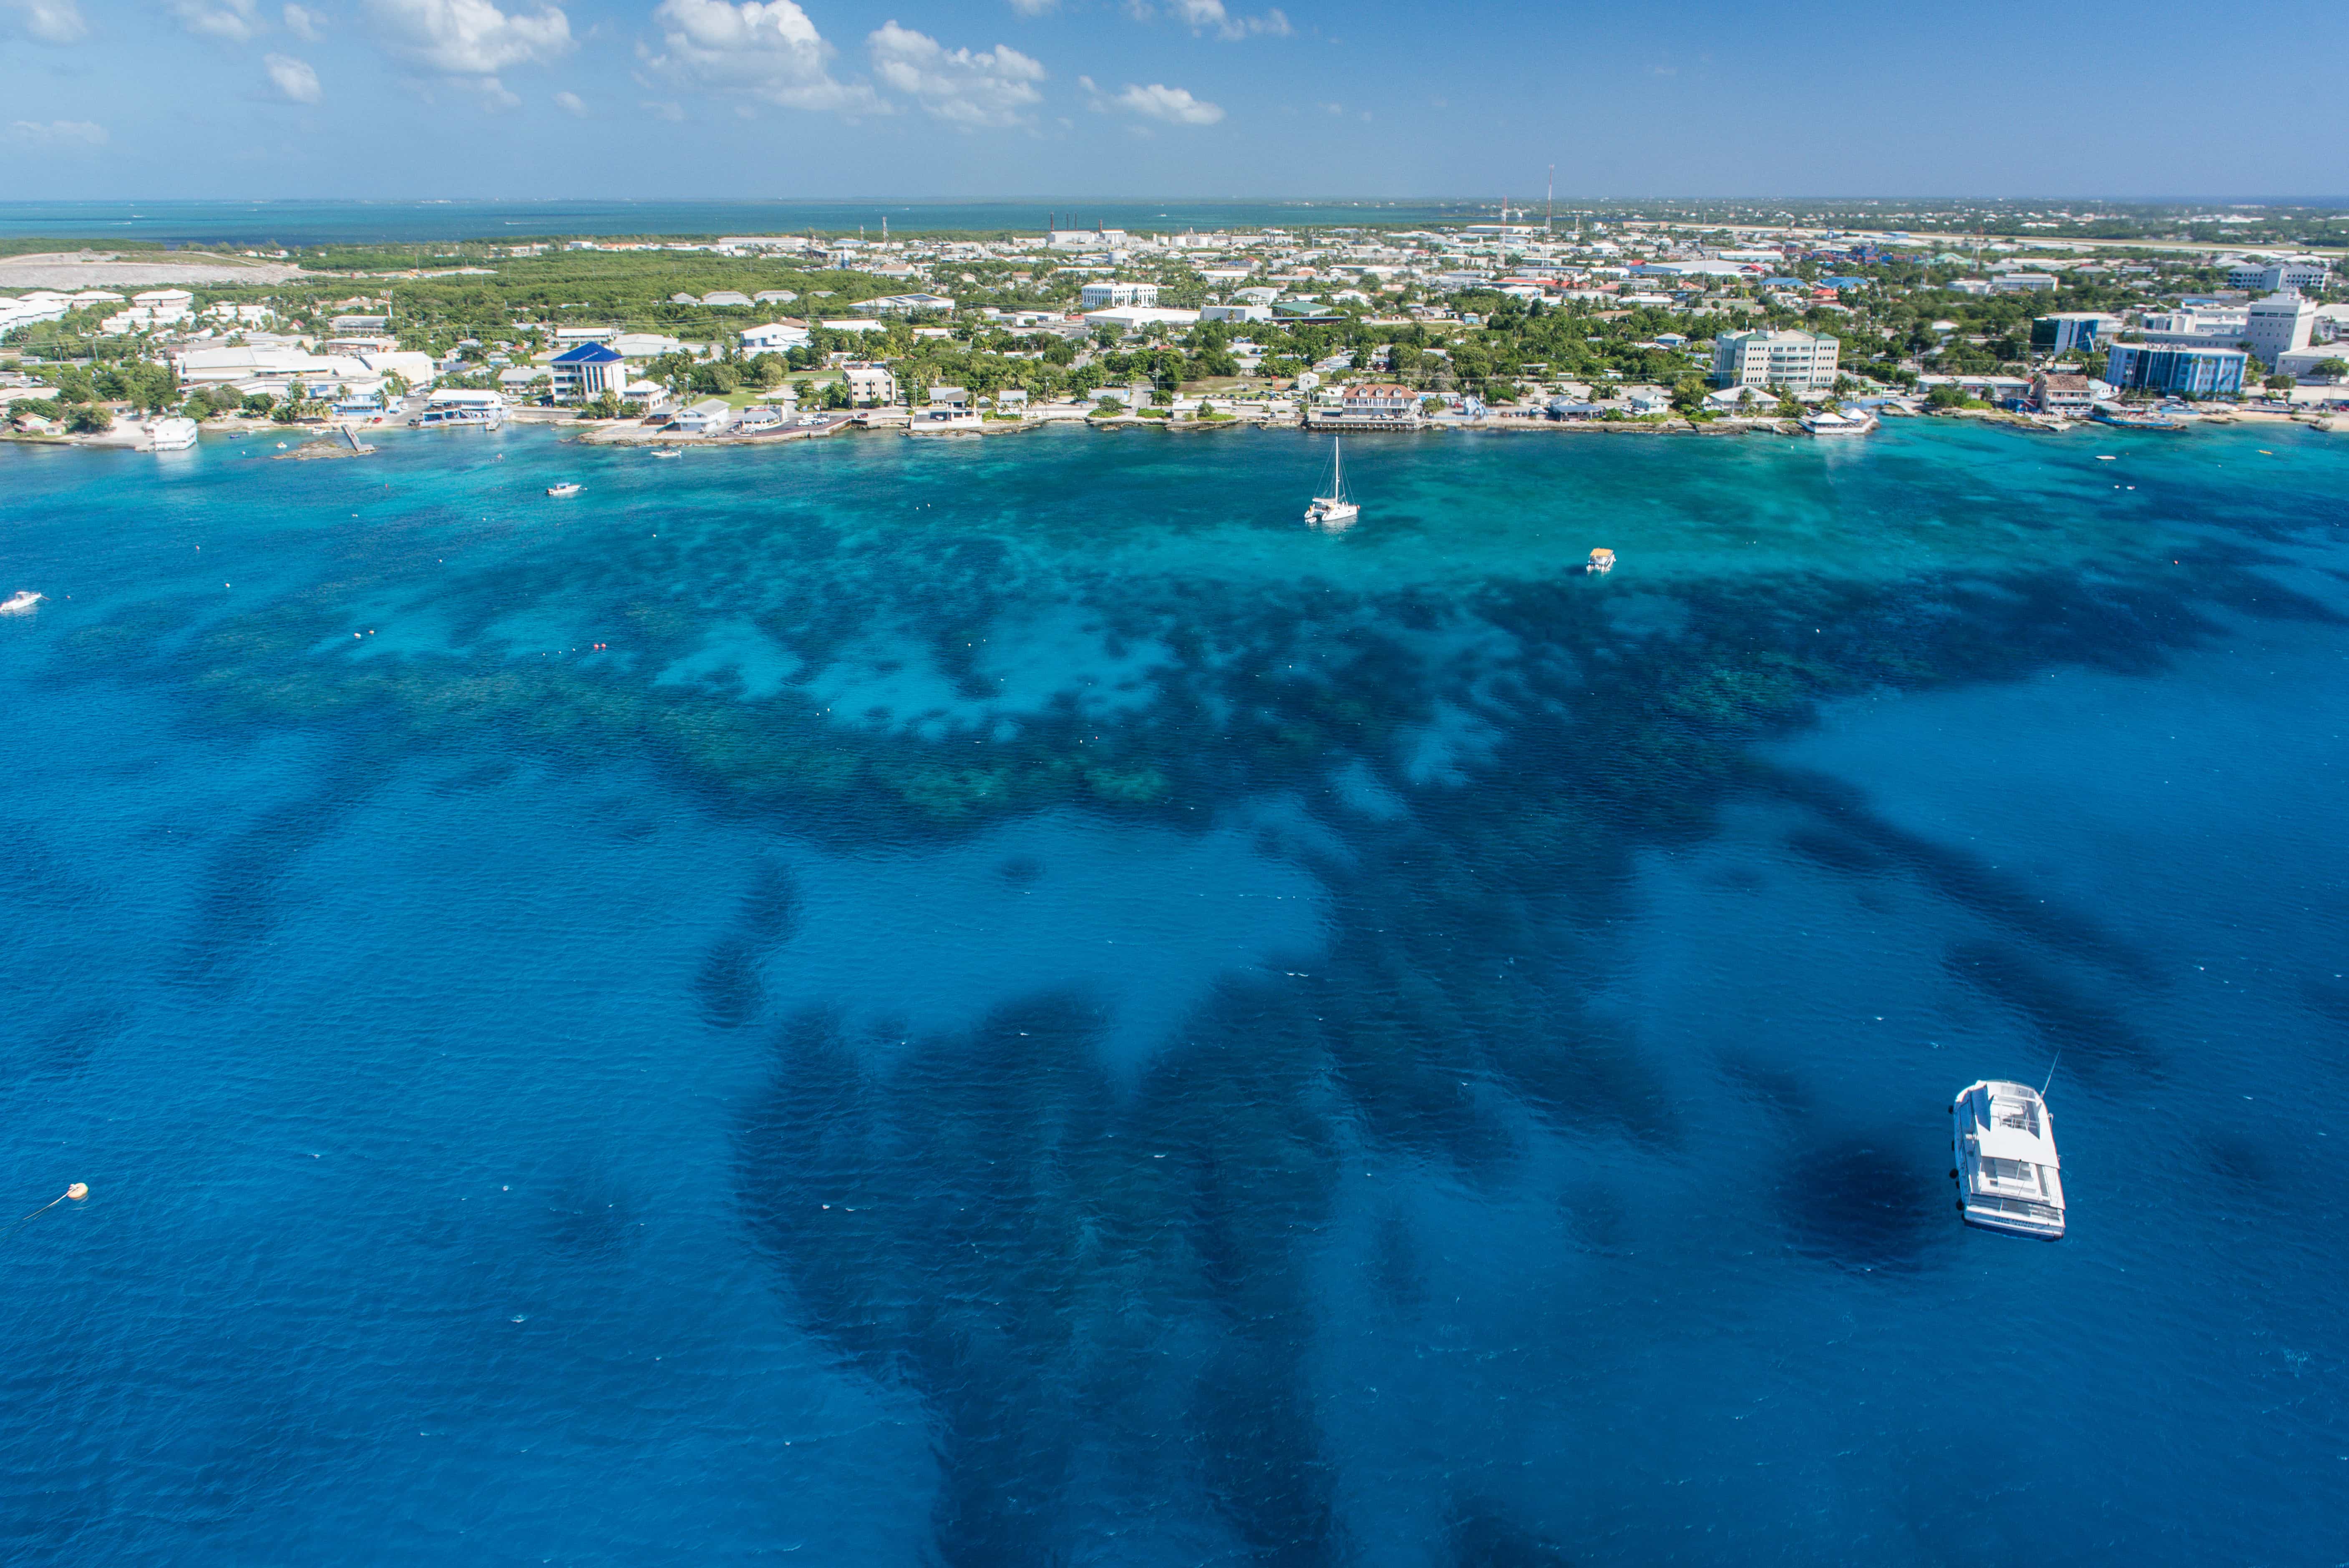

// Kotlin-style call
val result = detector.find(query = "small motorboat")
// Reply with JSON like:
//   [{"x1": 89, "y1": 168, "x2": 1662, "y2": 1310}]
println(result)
[
  {"x1": 651, "y1": 448, "x2": 682, "y2": 460},
  {"x1": 546, "y1": 483, "x2": 582, "y2": 498},
  {"x1": 0, "y1": 590, "x2": 44, "y2": 616},
  {"x1": 1586, "y1": 548, "x2": 1616, "y2": 575},
  {"x1": 1951, "y1": 1079, "x2": 2066, "y2": 1239}
]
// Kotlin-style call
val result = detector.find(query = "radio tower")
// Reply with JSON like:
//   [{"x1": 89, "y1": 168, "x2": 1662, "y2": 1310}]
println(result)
[{"x1": 1546, "y1": 166, "x2": 1554, "y2": 237}]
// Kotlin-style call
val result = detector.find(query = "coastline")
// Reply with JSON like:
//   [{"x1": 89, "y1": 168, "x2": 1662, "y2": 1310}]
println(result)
[{"x1": 7, "y1": 401, "x2": 2340, "y2": 458}]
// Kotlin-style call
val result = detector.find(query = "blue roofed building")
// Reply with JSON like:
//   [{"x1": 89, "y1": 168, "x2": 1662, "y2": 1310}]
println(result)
[{"x1": 549, "y1": 341, "x2": 625, "y2": 403}]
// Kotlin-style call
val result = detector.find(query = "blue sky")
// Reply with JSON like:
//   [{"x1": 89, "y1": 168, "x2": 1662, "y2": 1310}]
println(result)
[{"x1": 3, "y1": 0, "x2": 2344, "y2": 201}]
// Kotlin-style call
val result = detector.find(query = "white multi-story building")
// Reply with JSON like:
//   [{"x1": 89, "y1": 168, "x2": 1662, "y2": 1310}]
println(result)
[
  {"x1": 2227, "y1": 259, "x2": 2329, "y2": 292},
  {"x1": 1079, "y1": 280, "x2": 1159, "y2": 309},
  {"x1": 841, "y1": 362, "x2": 897, "y2": 405},
  {"x1": 1712, "y1": 328, "x2": 1840, "y2": 391},
  {"x1": 2243, "y1": 291, "x2": 2317, "y2": 368}
]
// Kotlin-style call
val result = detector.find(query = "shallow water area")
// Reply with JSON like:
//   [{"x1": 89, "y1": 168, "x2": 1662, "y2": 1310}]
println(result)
[{"x1": 3, "y1": 420, "x2": 2346, "y2": 1565}]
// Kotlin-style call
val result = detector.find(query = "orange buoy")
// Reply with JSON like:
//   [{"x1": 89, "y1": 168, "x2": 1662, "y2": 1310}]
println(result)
[{"x1": 66, "y1": 1183, "x2": 88, "y2": 1201}]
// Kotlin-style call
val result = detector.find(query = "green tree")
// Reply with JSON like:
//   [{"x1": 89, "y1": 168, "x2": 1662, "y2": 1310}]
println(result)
[{"x1": 64, "y1": 404, "x2": 113, "y2": 434}]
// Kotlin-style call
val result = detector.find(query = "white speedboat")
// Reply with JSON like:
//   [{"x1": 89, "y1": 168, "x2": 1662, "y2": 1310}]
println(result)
[
  {"x1": 1305, "y1": 437, "x2": 1360, "y2": 529},
  {"x1": 546, "y1": 483, "x2": 581, "y2": 498},
  {"x1": 147, "y1": 416, "x2": 199, "y2": 451},
  {"x1": 651, "y1": 448, "x2": 682, "y2": 459},
  {"x1": 1952, "y1": 1079, "x2": 2065, "y2": 1239},
  {"x1": 0, "y1": 590, "x2": 44, "y2": 616}
]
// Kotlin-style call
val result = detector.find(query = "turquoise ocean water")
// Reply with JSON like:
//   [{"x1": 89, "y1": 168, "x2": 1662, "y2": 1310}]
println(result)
[{"x1": 2, "y1": 419, "x2": 2346, "y2": 1563}]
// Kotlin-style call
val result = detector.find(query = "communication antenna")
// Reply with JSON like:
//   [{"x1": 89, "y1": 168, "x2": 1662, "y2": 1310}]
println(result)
[{"x1": 1546, "y1": 166, "x2": 1554, "y2": 236}]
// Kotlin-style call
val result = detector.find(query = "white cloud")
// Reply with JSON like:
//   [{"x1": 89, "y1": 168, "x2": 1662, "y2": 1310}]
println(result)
[
  {"x1": 174, "y1": 0, "x2": 262, "y2": 40},
  {"x1": 642, "y1": 0, "x2": 879, "y2": 113},
  {"x1": 282, "y1": 2, "x2": 323, "y2": 38},
  {"x1": 553, "y1": 88, "x2": 585, "y2": 113},
  {"x1": 1106, "y1": 81, "x2": 1221, "y2": 125},
  {"x1": 867, "y1": 20, "x2": 1041, "y2": 130},
  {"x1": 5, "y1": 0, "x2": 86, "y2": 40},
  {"x1": 264, "y1": 51, "x2": 321, "y2": 100},
  {"x1": 1005, "y1": 0, "x2": 1053, "y2": 12},
  {"x1": 7, "y1": 118, "x2": 108, "y2": 145},
  {"x1": 368, "y1": 0, "x2": 572, "y2": 74},
  {"x1": 1168, "y1": 0, "x2": 1287, "y2": 39}
]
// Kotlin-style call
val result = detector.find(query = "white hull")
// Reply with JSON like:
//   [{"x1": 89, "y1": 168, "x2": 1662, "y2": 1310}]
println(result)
[
  {"x1": 1306, "y1": 438, "x2": 1360, "y2": 529},
  {"x1": 0, "y1": 591, "x2": 44, "y2": 616},
  {"x1": 1952, "y1": 1079, "x2": 2066, "y2": 1239}
]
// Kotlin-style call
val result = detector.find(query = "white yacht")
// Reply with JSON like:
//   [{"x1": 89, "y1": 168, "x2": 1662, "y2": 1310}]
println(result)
[
  {"x1": 545, "y1": 483, "x2": 581, "y2": 498},
  {"x1": 146, "y1": 416, "x2": 199, "y2": 451},
  {"x1": 1951, "y1": 1079, "x2": 2066, "y2": 1239},
  {"x1": 1305, "y1": 438, "x2": 1360, "y2": 530},
  {"x1": 0, "y1": 591, "x2": 44, "y2": 616}
]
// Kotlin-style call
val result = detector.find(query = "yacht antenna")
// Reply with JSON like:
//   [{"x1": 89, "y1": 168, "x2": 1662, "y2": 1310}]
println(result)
[{"x1": 2040, "y1": 1050, "x2": 2062, "y2": 1097}]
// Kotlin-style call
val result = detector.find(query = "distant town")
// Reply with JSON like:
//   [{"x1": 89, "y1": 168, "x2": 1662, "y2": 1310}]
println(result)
[{"x1": 3, "y1": 210, "x2": 2343, "y2": 448}]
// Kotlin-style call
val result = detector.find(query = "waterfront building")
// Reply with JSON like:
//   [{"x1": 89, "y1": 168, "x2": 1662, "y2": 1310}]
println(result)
[
  {"x1": 2243, "y1": 292, "x2": 2317, "y2": 368},
  {"x1": 841, "y1": 363, "x2": 898, "y2": 405},
  {"x1": 2102, "y1": 341, "x2": 2247, "y2": 397},
  {"x1": 2276, "y1": 343, "x2": 2349, "y2": 383},
  {"x1": 2031, "y1": 371, "x2": 2099, "y2": 416},
  {"x1": 674, "y1": 398, "x2": 734, "y2": 434},
  {"x1": 1712, "y1": 328, "x2": 1840, "y2": 391},
  {"x1": 549, "y1": 342, "x2": 625, "y2": 403}
]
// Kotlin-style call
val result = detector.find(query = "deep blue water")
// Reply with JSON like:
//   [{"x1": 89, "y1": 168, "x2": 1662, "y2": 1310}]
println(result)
[
  {"x1": 0, "y1": 200, "x2": 1487, "y2": 247},
  {"x1": 2, "y1": 419, "x2": 2346, "y2": 1565}
]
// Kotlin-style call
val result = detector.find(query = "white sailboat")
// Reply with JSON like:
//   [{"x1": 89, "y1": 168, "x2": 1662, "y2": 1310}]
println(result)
[{"x1": 1305, "y1": 438, "x2": 1361, "y2": 530}]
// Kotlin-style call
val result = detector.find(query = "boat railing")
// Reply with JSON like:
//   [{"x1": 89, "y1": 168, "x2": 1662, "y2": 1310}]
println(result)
[{"x1": 1969, "y1": 1193, "x2": 2060, "y2": 1224}]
